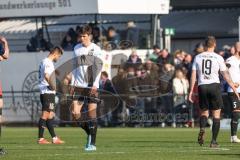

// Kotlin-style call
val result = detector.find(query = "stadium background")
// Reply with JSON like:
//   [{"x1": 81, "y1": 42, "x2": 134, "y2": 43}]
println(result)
[{"x1": 0, "y1": 0, "x2": 239, "y2": 128}]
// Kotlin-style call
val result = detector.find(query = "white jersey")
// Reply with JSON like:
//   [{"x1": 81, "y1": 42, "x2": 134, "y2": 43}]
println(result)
[
  {"x1": 226, "y1": 56, "x2": 240, "y2": 92},
  {"x1": 38, "y1": 58, "x2": 55, "y2": 94},
  {"x1": 71, "y1": 43, "x2": 102, "y2": 88},
  {"x1": 192, "y1": 51, "x2": 227, "y2": 86}
]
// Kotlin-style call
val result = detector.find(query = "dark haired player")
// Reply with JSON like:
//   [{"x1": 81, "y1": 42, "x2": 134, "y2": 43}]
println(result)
[
  {"x1": 38, "y1": 46, "x2": 65, "y2": 144},
  {"x1": 65, "y1": 25, "x2": 102, "y2": 151},
  {"x1": 189, "y1": 36, "x2": 239, "y2": 148},
  {"x1": 0, "y1": 36, "x2": 9, "y2": 155},
  {"x1": 226, "y1": 42, "x2": 240, "y2": 143}
]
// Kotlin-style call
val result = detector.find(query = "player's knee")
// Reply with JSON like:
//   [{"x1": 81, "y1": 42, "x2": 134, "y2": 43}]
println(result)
[{"x1": 232, "y1": 112, "x2": 240, "y2": 123}]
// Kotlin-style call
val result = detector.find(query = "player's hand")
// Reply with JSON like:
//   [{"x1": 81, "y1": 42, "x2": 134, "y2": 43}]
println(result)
[
  {"x1": 188, "y1": 91, "x2": 194, "y2": 103},
  {"x1": 90, "y1": 86, "x2": 97, "y2": 95},
  {"x1": 234, "y1": 83, "x2": 240, "y2": 88},
  {"x1": 233, "y1": 87, "x2": 240, "y2": 100}
]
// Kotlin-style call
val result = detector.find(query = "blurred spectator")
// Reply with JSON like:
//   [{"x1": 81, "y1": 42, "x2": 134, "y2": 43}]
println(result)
[
  {"x1": 126, "y1": 49, "x2": 142, "y2": 69},
  {"x1": 76, "y1": 25, "x2": 81, "y2": 34},
  {"x1": 230, "y1": 45, "x2": 236, "y2": 56},
  {"x1": 159, "y1": 63, "x2": 175, "y2": 94},
  {"x1": 173, "y1": 50, "x2": 186, "y2": 69},
  {"x1": 183, "y1": 54, "x2": 193, "y2": 81},
  {"x1": 148, "y1": 45, "x2": 160, "y2": 63},
  {"x1": 26, "y1": 29, "x2": 52, "y2": 52},
  {"x1": 157, "y1": 48, "x2": 174, "y2": 66},
  {"x1": 92, "y1": 26, "x2": 101, "y2": 45},
  {"x1": 126, "y1": 21, "x2": 139, "y2": 48},
  {"x1": 100, "y1": 71, "x2": 115, "y2": 93},
  {"x1": 172, "y1": 69, "x2": 189, "y2": 107},
  {"x1": 193, "y1": 42, "x2": 204, "y2": 58},
  {"x1": 61, "y1": 33, "x2": 74, "y2": 51},
  {"x1": 67, "y1": 27, "x2": 77, "y2": 44},
  {"x1": 172, "y1": 69, "x2": 189, "y2": 127},
  {"x1": 106, "y1": 26, "x2": 120, "y2": 48},
  {"x1": 99, "y1": 71, "x2": 115, "y2": 126},
  {"x1": 144, "y1": 60, "x2": 159, "y2": 86}
]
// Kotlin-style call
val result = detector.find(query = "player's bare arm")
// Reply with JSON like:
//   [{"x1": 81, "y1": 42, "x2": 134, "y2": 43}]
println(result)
[
  {"x1": 220, "y1": 70, "x2": 240, "y2": 99},
  {"x1": 45, "y1": 73, "x2": 56, "y2": 91}
]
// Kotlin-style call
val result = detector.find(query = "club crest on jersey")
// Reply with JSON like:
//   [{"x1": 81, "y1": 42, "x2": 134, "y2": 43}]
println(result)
[{"x1": 88, "y1": 49, "x2": 94, "y2": 56}]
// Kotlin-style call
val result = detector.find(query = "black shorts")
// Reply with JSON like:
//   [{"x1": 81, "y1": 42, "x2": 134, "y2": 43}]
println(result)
[
  {"x1": 198, "y1": 83, "x2": 223, "y2": 110},
  {"x1": 228, "y1": 92, "x2": 240, "y2": 111},
  {"x1": 72, "y1": 87, "x2": 99, "y2": 104},
  {"x1": 40, "y1": 93, "x2": 55, "y2": 112}
]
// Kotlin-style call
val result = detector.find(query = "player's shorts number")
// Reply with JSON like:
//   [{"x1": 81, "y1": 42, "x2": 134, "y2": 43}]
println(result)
[
  {"x1": 202, "y1": 59, "x2": 212, "y2": 75},
  {"x1": 233, "y1": 101, "x2": 237, "y2": 109}
]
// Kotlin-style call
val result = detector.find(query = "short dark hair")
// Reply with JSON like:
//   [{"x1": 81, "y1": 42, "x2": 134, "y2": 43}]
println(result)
[
  {"x1": 205, "y1": 36, "x2": 216, "y2": 48},
  {"x1": 153, "y1": 44, "x2": 160, "y2": 49},
  {"x1": 50, "y1": 46, "x2": 63, "y2": 55},
  {"x1": 78, "y1": 25, "x2": 92, "y2": 36},
  {"x1": 101, "y1": 71, "x2": 108, "y2": 78},
  {"x1": 108, "y1": 26, "x2": 115, "y2": 32}
]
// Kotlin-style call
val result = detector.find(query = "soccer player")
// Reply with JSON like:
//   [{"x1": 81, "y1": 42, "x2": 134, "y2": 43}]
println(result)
[
  {"x1": 38, "y1": 46, "x2": 65, "y2": 144},
  {"x1": 67, "y1": 25, "x2": 102, "y2": 151},
  {"x1": 0, "y1": 36, "x2": 9, "y2": 155},
  {"x1": 226, "y1": 42, "x2": 240, "y2": 143},
  {"x1": 188, "y1": 36, "x2": 239, "y2": 148}
]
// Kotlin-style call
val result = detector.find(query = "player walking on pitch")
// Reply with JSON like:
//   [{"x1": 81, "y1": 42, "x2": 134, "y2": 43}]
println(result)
[
  {"x1": 226, "y1": 42, "x2": 240, "y2": 143},
  {"x1": 38, "y1": 46, "x2": 65, "y2": 144},
  {"x1": 188, "y1": 36, "x2": 239, "y2": 148},
  {"x1": 65, "y1": 25, "x2": 102, "y2": 151}
]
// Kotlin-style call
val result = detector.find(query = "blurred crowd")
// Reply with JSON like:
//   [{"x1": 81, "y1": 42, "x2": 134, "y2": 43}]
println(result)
[
  {"x1": 26, "y1": 21, "x2": 140, "y2": 52},
  {"x1": 97, "y1": 41, "x2": 237, "y2": 128},
  {"x1": 26, "y1": 22, "x2": 237, "y2": 128}
]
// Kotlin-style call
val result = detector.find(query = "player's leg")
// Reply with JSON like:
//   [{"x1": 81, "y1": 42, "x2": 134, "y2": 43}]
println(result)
[
  {"x1": 38, "y1": 110, "x2": 50, "y2": 144},
  {"x1": 72, "y1": 88, "x2": 92, "y2": 137},
  {"x1": 197, "y1": 85, "x2": 209, "y2": 146},
  {"x1": 47, "y1": 111, "x2": 64, "y2": 144},
  {"x1": 38, "y1": 94, "x2": 51, "y2": 144},
  {"x1": 85, "y1": 102, "x2": 97, "y2": 151},
  {"x1": 210, "y1": 109, "x2": 221, "y2": 147},
  {"x1": 209, "y1": 83, "x2": 223, "y2": 148},
  {"x1": 72, "y1": 99, "x2": 88, "y2": 134},
  {"x1": 198, "y1": 109, "x2": 209, "y2": 146},
  {"x1": 229, "y1": 93, "x2": 240, "y2": 143}
]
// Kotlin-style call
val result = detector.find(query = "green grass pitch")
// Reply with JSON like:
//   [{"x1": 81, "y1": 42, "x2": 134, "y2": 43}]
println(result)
[{"x1": 0, "y1": 127, "x2": 240, "y2": 160}]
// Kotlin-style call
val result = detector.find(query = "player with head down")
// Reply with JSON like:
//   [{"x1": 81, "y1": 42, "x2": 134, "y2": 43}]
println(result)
[{"x1": 38, "y1": 46, "x2": 65, "y2": 144}]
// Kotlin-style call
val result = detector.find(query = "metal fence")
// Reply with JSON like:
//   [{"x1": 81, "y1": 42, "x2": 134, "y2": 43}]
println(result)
[{"x1": 1, "y1": 90, "x2": 233, "y2": 127}]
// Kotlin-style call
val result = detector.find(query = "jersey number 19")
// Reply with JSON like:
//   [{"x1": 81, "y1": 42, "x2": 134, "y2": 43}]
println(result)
[{"x1": 202, "y1": 59, "x2": 212, "y2": 75}]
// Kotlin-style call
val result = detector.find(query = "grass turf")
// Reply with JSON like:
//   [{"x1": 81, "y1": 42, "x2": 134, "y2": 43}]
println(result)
[{"x1": 0, "y1": 127, "x2": 240, "y2": 160}]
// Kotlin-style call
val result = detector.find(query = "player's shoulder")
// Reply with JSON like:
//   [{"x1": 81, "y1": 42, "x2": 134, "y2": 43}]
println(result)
[
  {"x1": 226, "y1": 55, "x2": 235, "y2": 62},
  {"x1": 73, "y1": 43, "x2": 83, "y2": 51},
  {"x1": 91, "y1": 43, "x2": 101, "y2": 51},
  {"x1": 42, "y1": 57, "x2": 50, "y2": 64}
]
